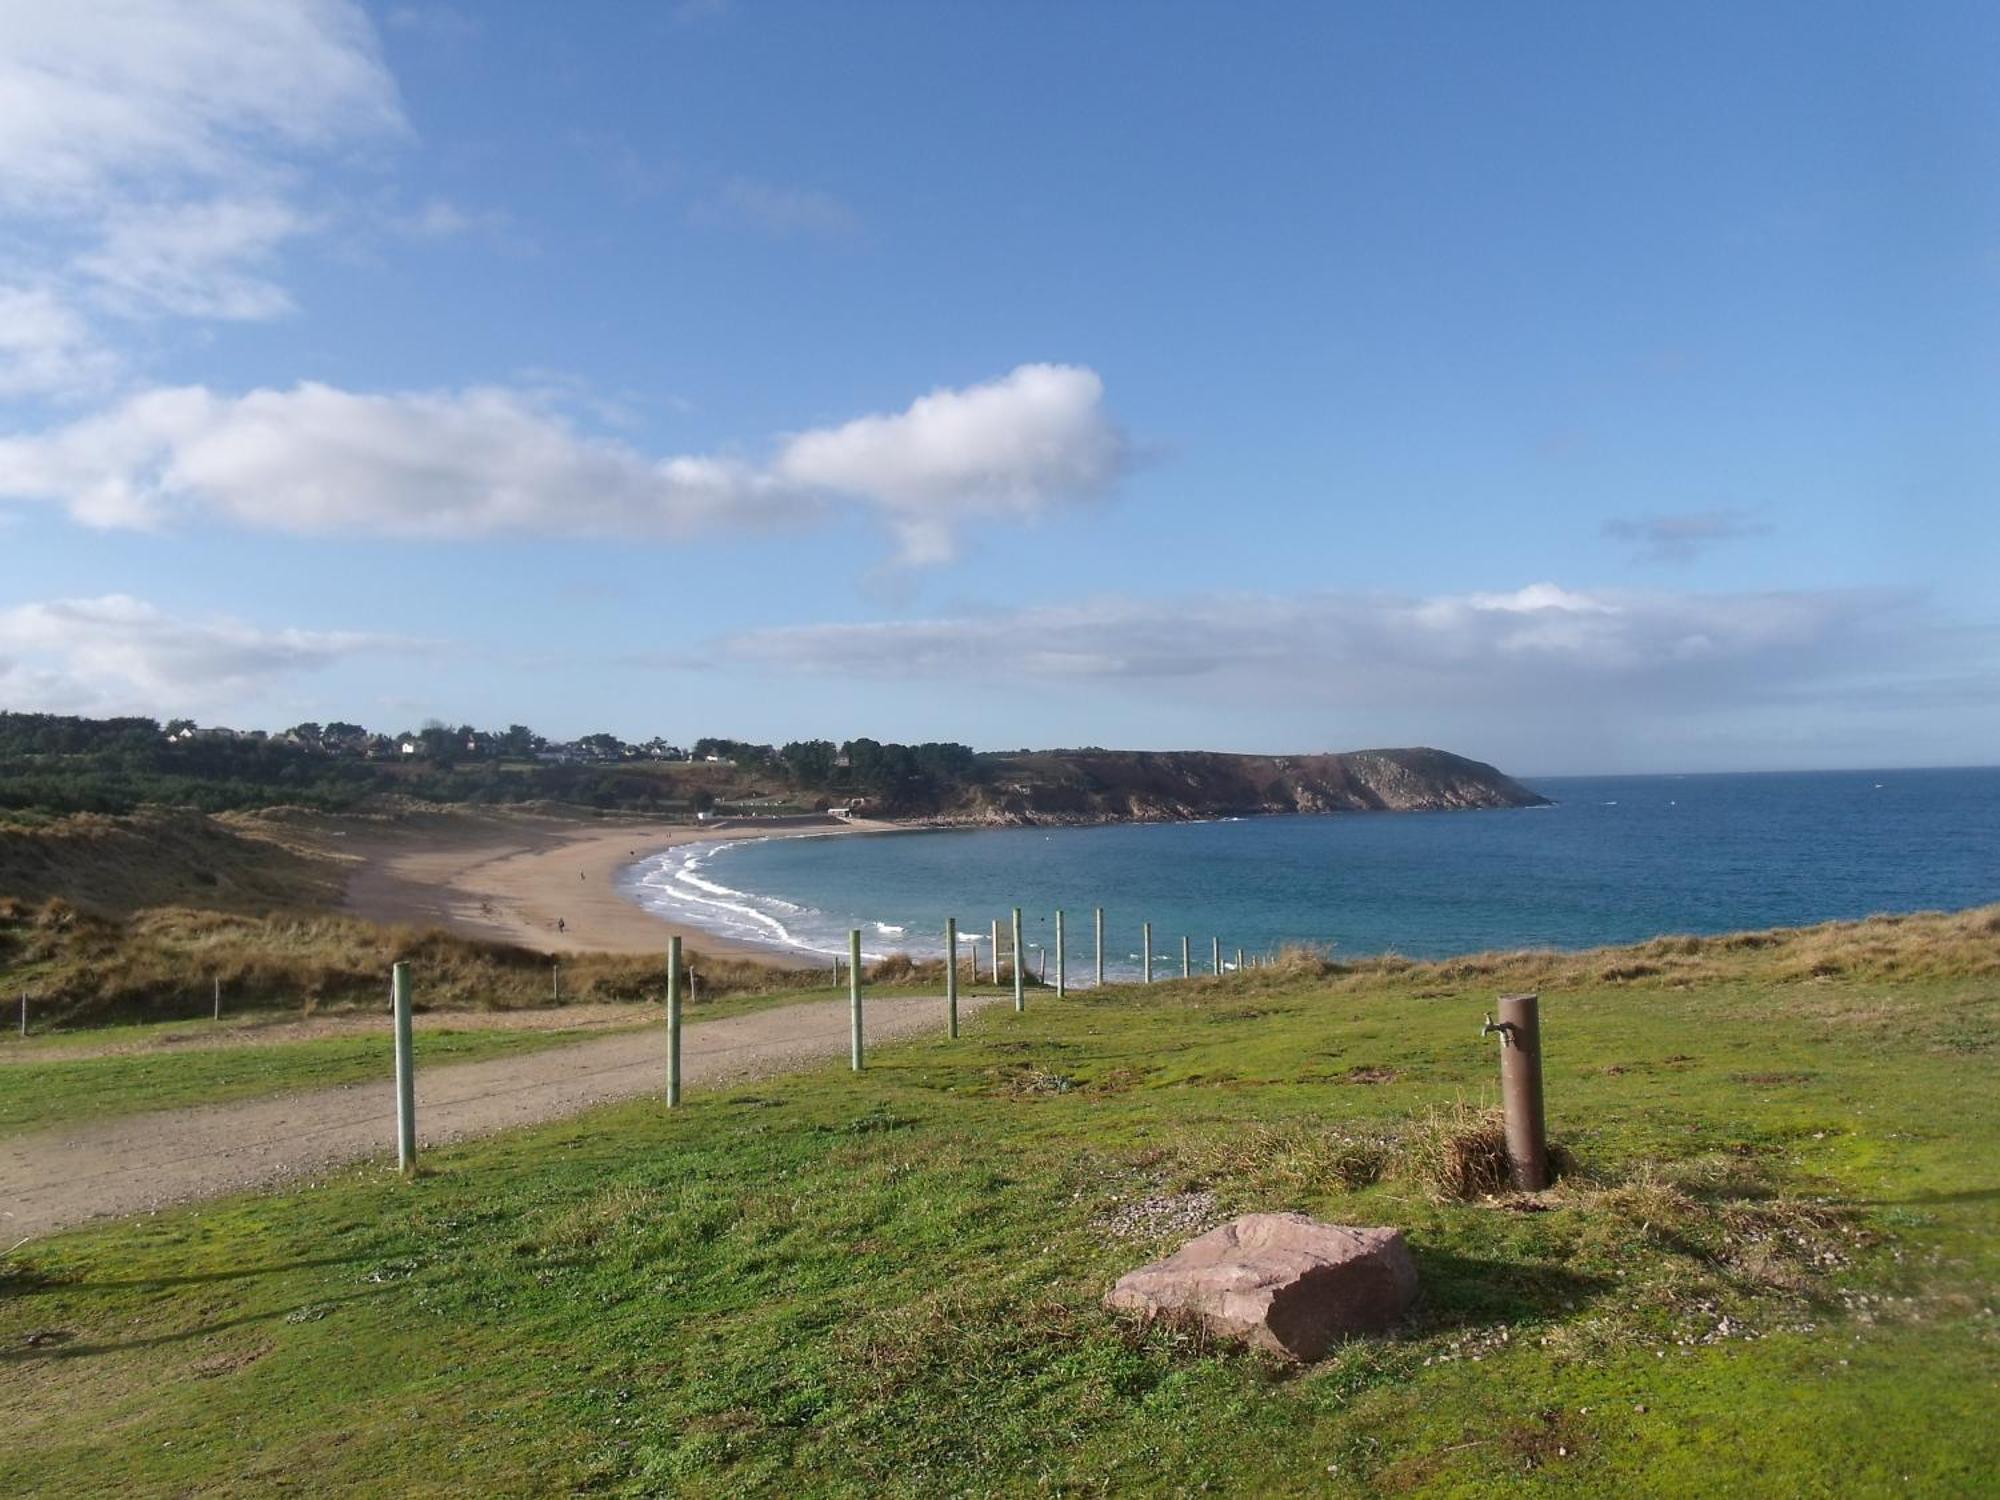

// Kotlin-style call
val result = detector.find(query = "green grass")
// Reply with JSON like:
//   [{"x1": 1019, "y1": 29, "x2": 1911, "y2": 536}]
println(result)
[{"x1": 2, "y1": 920, "x2": 1995, "y2": 1497}]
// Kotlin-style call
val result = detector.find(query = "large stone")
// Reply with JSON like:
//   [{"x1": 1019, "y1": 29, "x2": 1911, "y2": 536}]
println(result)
[{"x1": 1104, "y1": 1213, "x2": 1417, "y2": 1360}]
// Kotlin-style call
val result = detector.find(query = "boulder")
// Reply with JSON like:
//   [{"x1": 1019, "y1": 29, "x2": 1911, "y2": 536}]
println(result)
[{"x1": 1104, "y1": 1213, "x2": 1417, "y2": 1360}]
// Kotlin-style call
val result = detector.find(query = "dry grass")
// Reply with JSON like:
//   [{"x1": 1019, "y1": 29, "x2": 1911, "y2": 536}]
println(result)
[
  {"x1": 0, "y1": 810, "x2": 343, "y2": 916},
  {"x1": 1181, "y1": 1120, "x2": 1393, "y2": 1201},
  {"x1": 0, "y1": 896, "x2": 848, "y2": 1027},
  {"x1": 1230, "y1": 904, "x2": 2000, "y2": 997}
]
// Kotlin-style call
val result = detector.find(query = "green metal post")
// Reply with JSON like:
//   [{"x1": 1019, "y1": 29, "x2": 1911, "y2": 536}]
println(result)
[
  {"x1": 1011, "y1": 907, "x2": 1025, "y2": 1012},
  {"x1": 945, "y1": 916, "x2": 960, "y2": 1038},
  {"x1": 392, "y1": 961, "x2": 415, "y2": 1173},
  {"x1": 1055, "y1": 909, "x2": 1066, "y2": 998},
  {"x1": 667, "y1": 935, "x2": 683, "y2": 1107},
  {"x1": 849, "y1": 929, "x2": 864, "y2": 1070}
]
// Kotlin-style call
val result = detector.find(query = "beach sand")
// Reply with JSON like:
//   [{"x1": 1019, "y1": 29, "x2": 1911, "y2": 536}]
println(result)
[{"x1": 335, "y1": 809, "x2": 895, "y2": 963}]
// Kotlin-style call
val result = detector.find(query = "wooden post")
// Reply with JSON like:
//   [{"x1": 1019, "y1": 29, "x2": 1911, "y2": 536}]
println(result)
[
  {"x1": 1212, "y1": 936, "x2": 1221, "y2": 975},
  {"x1": 392, "y1": 962, "x2": 416, "y2": 1174},
  {"x1": 666, "y1": 935, "x2": 683, "y2": 1107},
  {"x1": 1055, "y1": 909, "x2": 1066, "y2": 998},
  {"x1": 1094, "y1": 906, "x2": 1105, "y2": 988},
  {"x1": 551, "y1": 959, "x2": 560, "y2": 1002},
  {"x1": 1011, "y1": 907, "x2": 1025, "y2": 1012},
  {"x1": 213, "y1": 975, "x2": 222, "y2": 1022},
  {"x1": 849, "y1": 930, "x2": 864, "y2": 1070},
  {"x1": 1484, "y1": 993, "x2": 1550, "y2": 1190},
  {"x1": 17, "y1": 991, "x2": 25, "y2": 1039},
  {"x1": 991, "y1": 918, "x2": 1001, "y2": 985},
  {"x1": 945, "y1": 916, "x2": 959, "y2": 1038},
  {"x1": 1181, "y1": 934, "x2": 1191, "y2": 980},
  {"x1": 1236, "y1": 946, "x2": 1245, "y2": 973},
  {"x1": 1143, "y1": 922, "x2": 1153, "y2": 983}
]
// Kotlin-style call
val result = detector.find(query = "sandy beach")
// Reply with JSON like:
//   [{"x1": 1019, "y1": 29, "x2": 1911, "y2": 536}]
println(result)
[{"x1": 336, "y1": 809, "x2": 897, "y2": 963}]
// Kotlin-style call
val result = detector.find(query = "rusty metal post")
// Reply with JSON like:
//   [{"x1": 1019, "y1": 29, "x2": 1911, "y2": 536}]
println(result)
[{"x1": 1483, "y1": 992, "x2": 1549, "y2": 1190}]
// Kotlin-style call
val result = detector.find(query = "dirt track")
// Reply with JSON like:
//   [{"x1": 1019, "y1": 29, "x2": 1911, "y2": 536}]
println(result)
[{"x1": 0, "y1": 993, "x2": 996, "y2": 1243}]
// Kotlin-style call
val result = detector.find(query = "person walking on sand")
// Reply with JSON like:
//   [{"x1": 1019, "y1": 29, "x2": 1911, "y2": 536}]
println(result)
[{"x1": 557, "y1": 918, "x2": 566, "y2": 935}]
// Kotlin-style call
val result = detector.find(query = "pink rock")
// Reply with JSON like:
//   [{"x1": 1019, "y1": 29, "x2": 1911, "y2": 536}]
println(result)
[{"x1": 1105, "y1": 1213, "x2": 1417, "y2": 1359}]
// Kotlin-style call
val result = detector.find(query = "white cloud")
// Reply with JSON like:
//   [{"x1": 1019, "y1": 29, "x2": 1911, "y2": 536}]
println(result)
[
  {"x1": 78, "y1": 196, "x2": 307, "y2": 319},
  {"x1": 0, "y1": 284, "x2": 121, "y2": 399},
  {"x1": 0, "y1": 0, "x2": 402, "y2": 213},
  {"x1": 0, "y1": 594, "x2": 407, "y2": 716},
  {"x1": 692, "y1": 176, "x2": 861, "y2": 240},
  {"x1": 776, "y1": 364, "x2": 1128, "y2": 563},
  {"x1": 715, "y1": 583, "x2": 1923, "y2": 708},
  {"x1": 0, "y1": 363, "x2": 1127, "y2": 559},
  {"x1": 0, "y1": 0, "x2": 404, "y2": 394}
]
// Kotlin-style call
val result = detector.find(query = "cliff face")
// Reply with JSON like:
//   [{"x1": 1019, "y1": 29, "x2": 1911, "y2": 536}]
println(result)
[{"x1": 884, "y1": 747, "x2": 1547, "y2": 825}]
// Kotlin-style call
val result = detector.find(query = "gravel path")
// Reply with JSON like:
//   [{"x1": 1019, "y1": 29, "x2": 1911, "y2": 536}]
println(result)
[{"x1": 1, "y1": 993, "x2": 997, "y2": 1243}]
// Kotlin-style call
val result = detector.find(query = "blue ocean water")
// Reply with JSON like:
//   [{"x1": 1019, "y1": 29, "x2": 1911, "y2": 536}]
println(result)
[{"x1": 623, "y1": 768, "x2": 2000, "y2": 974}]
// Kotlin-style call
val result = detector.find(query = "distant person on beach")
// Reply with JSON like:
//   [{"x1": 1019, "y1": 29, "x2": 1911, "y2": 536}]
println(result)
[{"x1": 557, "y1": 918, "x2": 566, "y2": 934}]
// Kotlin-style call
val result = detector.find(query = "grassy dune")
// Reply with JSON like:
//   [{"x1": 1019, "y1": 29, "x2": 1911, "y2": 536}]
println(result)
[{"x1": 2, "y1": 907, "x2": 1995, "y2": 1496}]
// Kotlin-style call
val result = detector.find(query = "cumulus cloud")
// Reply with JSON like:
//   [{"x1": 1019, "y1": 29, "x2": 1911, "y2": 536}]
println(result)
[
  {"x1": 1603, "y1": 508, "x2": 1771, "y2": 564},
  {"x1": 716, "y1": 583, "x2": 1924, "y2": 710},
  {"x1": 0, "y1": 594, "x2": 409, "y2": 716},
  {"x1": 775, "y1": 364, "x2": 1128, "y2": 563},
  {"x1": 0, "y1": 363, "x2": 1126, "y2": 558},
  {"x1": 0, "y1": 0, "x2": 403, "y2": 393}
]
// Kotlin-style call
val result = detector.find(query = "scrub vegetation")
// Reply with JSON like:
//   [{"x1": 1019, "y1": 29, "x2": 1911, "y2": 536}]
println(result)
[{"x1": 3, "y1": 907, "x2": 1993, "y2": 1496}]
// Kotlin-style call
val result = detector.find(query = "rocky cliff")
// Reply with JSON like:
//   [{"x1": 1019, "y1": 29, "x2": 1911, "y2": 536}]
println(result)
[{"x1": 886, "y1": 747, "x2": 1547, "y2": 825}]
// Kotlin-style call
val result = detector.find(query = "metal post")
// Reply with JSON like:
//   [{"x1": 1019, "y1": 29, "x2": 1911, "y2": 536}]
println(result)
[
  {"x1": 1094, "y1": 906, "x2": 1104, "y2": 988},
  {"x1": 1143, "y1": 922, "x2": 1153, "y2": 983},
  {"x1": 1236, "y1": 946, "x2": 1245, "y2": 973},
  {"x1": 945, "y1": 916, "x2": 959, "y2": 1038},
  {"x1": 1212, "y1": 936, "x2": 1221, "y2": 975},
  {"x1": 551, "y1": 959, "x2": 560, "y2": 1002},
  {"x1": 18, "y1": 992, "x2": 25, "y2": 1039},
  {"x1": 991, "y1": 918, "x2": 1001, "y2": 985},
  {"x1": 392, "y1": 962, "x2": 416, "y2": 1173},
  {"x1": 213, "y1": 975, "x2": 222, "y2": 1022},
  {"x1": 1012, "y1": 907, "x2": 1025, "y2": 1012},
  {"x1": 1181, "y1": 934, "x2": 1191, "y2": 980},
  {"x1": 666, "y1": 935, "x2": 683, "y2": 1107},
  {"x1": 1055, "y1": 910, "x2": 1066, "y2": 998},
  {"x1": 1483, "y1": 993, "x2": 1550, "y2": 1190},
  {"x1": 849, "y1": 929, "x2": 864, "y2": 1070}
]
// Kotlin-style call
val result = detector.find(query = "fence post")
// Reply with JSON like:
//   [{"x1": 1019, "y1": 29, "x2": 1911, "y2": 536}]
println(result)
[
  {"x1": 18, "y1": 992, "x2": 25, "y2": 1039},
  {"x1": 392, "y1": 961, "x2": 416, "y2": 1174},
  {"x1": 991, "y1": 918, "x2": 1001, "y2": 985},
  {"x1": 1095, "y1": 907, "x2": 1105, "y2": 987},
  {"x1": 1143, "y1": 922, "x2": 1153, "y2": 983},
  {"x1": 1236, "y1": 946, "x2": 1245, "y2": 973},
  {"x1": 1181, "y1": 934, "x2": 1191, "y2": 980},
  {"x1": 849, "y1": 929, "x2": 864, "y2": 1070},
  {"x1": 213, "y1": 976, "x2": 222, "y2": 1022},
  {"x1": 945, "y1": 916, "x2": 959, "y2": 1038},
  {"x1": 551, "y1": 958, "x2": 560, "y2": 1002},
  {"x1": 1011, "y1": 907, "x2": 1026, "y2": 1012},
  {"x1": 1055, "y1": 909, "x2": 1066, "y2": 998},
  {"x1": 1212, "y1": 936, "x2": 1221, "y2": 975},
  {"x1": 1483, "y1": 993, "x2": 1550, "y2": 1190},
  {"x1": 667, "y1": 935, "x2": 683, "y2": 1107}
]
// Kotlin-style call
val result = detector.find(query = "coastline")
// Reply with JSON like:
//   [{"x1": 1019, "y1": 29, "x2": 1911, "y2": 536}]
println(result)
[{"x1": 337, "y1": 810, "x2": 899, "y2": 964}]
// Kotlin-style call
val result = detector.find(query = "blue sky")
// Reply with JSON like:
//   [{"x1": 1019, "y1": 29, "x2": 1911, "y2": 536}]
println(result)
[{"x1": 0, "y1": 1, "x2": 1994, "y2": 774}]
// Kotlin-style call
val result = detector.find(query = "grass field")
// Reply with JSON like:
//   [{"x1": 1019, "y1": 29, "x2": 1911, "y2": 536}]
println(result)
[{"x1": 2, "y1": 908, "x2": 1995, "y2": 1496}]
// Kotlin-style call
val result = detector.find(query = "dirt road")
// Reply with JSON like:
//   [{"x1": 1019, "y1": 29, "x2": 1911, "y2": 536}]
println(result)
[{"x1": 1, "y1": 992, "x2": 995, "y2": 1243}]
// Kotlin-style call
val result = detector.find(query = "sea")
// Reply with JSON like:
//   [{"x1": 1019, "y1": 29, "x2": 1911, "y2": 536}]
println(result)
[{"x1": 620, "y1": 768, "x2": 2000, "y2": 976}]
